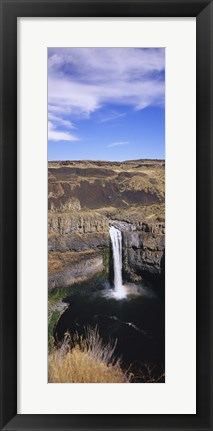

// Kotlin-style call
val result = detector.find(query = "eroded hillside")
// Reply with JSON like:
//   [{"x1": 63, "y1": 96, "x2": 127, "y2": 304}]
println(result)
[
  {"x1": 48, "y1": 159, "x2": 164, "y2": 211},
  {"x1": 48, "y1": 160, "x2": 165, "y2": 290}
]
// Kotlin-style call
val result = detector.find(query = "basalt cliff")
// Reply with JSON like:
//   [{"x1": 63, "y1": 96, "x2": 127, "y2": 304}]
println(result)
[{"x1": 48, "y1": 160, "x2": 165, "y2": 291}]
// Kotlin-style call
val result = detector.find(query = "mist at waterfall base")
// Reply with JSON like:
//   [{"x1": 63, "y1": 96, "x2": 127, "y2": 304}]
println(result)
[{"x1": 54, "y1": 227, "x2": 165, "y2": 381}]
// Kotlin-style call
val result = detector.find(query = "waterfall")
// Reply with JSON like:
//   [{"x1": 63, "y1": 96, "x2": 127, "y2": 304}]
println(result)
[{"x1": 109, "y1": 226, "x2": 127, "y2": 299}]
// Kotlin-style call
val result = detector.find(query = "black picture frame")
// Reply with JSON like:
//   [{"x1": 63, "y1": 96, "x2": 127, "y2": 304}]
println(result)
[{"x1": 0, "y1": 0, "x2": 212, "y2": 430}]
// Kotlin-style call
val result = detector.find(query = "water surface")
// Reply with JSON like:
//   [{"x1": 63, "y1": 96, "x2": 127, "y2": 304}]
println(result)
[{"x1": 54, "y1": 278, "x2": 165, "y2": 382}]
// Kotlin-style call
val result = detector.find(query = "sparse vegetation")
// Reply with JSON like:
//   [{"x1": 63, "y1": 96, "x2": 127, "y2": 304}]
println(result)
[
  {"x1": 48, "y1": 327, "x2": 165, "y2": 383},
  {"x1": 48, "y1": 308, "x2": 60, "y2": 351},
  {"x1": 48, "y1": 159, "x2": 165, "y2": 210},
  {"x1": 48, "y1": 287, "x2": 71, "y2": 351},
  {"x1": 48, "y1": 274, "x2": 109, "y2": 351},
  {"x1": 132, "y1": 363, "x2": 165, "y2": 383},
  {"x1": 48, "y1": 159, "x2": 165, "y2": 382},
  {"x1": 48, "y1": 327, "x2": 131, "y2": 383}
]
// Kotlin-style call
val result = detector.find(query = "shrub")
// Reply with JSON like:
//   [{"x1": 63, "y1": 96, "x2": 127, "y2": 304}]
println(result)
[{"x1": 48, "y1": 327, "x2": 130, "y2": 383}]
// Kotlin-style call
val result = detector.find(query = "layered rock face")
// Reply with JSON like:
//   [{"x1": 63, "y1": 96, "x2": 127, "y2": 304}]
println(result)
[
  {"x1": 48, "y1": 160, "x2": 165, "y2": 290},
  {"x1": 48, "y1": 250, "x2": 103, "y2": 291},
  {"x1": 49, "y1": 212, "x2": 109, "y2": 245},
  {"x1": 48, "y1": 213, "x2": 109, "y2": 290},
  {"x1": 125, "y1": 230, "x2": 165, "y2": 281},
  {"x1": 110, "y1": 216, "x2": 165, "y2": 283}
]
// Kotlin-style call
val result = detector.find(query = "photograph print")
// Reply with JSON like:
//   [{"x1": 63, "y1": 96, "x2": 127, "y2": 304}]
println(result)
[{"x1": 48, "y1": 48, "x2": 165, "y2": 383}]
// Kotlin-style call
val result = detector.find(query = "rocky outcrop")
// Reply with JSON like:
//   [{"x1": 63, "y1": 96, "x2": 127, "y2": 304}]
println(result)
[
  {"x1": 110, "y1": 219, "x2": 165, "y2": 283},
  {"x1": 48, "y1": 214, "x2": 165, "y2": 289},
  {"x1": 48, "y1": 159, "x2": 164, "y2": 211},
  {"x1": 48, "y1": 212, "x2": 109, "y2": 255},
  {"x1": 48, "y1": 212, "x2": 109, "y2": 235},
  {"x1": 48, "y1": 232, "x2": 109, "y2": 253},
  {"x1": 48, "y1": 212, "x2": 110, "y2": 290},
  {"x1": 48, "y1": 160, "x2": 165, "y2": 290},
  {"x1": 48, "y1": 250, "x2": 103, "y2": 291},
  {"x1": 49, "y1": 197, "x2": 81, "y2": 213},
  {"x1": 123, "y1": 230, "x2": 165, "y2": 281}
]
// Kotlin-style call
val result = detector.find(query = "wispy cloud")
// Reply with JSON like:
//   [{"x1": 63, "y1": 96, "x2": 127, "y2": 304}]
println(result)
[
  {"x1": 48, "y1": 48, "x2": 165, "y2": 142},
  {"x1": 108, "y1": 141, "x2": 129, "y2": 148},
  {"x1": 48, "y1": 121, "x2": 79, "y2": 142},
  {"x1": 98, "y1": 111, "x2": 126, "y2": 123},
  {"x1": 48, "y1": 113, "x2": 75, "y2": 129},
  {"x1": 48, "y1": 77, "x2": 164, "y2": 116},
  {"x1": 48, "y1": 48, "x2": 165, "y2": 82}
]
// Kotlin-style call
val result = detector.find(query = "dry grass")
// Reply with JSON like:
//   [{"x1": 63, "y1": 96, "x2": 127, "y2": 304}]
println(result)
[
  {"x1": 98, "y1": 203, "x2": 165, "y2": 225},
  {"x1": 48, "y1": 159, "x2": 165, "y2": 211},
  {"x1": 48, "y1": 327, "x2": 130, "y2": 383},
  {"x1": 132, "y1": 363, "x2": 165, "y2": 383},
  {"x1": 119, "y1": 171, "x2": 164, "y2": 199}
]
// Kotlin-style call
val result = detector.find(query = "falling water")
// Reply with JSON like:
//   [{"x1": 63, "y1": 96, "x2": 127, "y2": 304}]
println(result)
[{"x1": 109, "y1": 226, "x2": 127, "y2": 299}]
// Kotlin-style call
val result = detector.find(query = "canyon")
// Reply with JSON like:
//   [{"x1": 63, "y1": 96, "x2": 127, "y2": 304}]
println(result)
[{"x1": 48, "y1": 159, "x2": 165, "y2": 291}]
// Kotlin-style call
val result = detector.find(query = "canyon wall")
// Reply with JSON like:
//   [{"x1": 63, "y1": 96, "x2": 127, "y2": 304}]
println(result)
[{"x1": 48, "y1": 160, "x2": 165, "y2": 290}]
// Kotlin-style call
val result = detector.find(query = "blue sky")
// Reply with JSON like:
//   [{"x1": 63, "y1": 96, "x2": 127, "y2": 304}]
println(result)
[{"x1": 48, "y1": 48, "x2": 165, "y2": 161}]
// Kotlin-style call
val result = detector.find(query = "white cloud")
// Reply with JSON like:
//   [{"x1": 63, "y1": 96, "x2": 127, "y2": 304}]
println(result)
[
  {"x1": 48, "y1": 76, "x2": 164, "y2": 117},
  {"x1": 48, "y1": 121, "x2": 79, "y2": 142},
  {"x1": 48, "y1": 48, "x2": 165, "y2": 82},
  {"x1": 108, "y1": 141, "x2": 129, "y2": 147},
  {"x1": 48, "y1": 48, "x2": 165, "y2": 141},
  {"x1": 48, "y1": 113, "x2": 75, "y2": 128}
]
